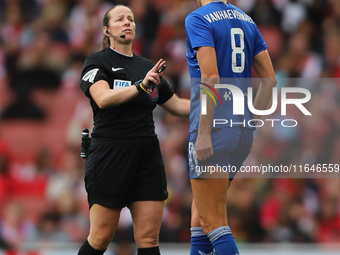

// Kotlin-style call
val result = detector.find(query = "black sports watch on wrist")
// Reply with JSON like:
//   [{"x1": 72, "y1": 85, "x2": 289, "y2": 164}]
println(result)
[{"x1": 133, "y1": 79, "x2": 144, "y2": 93}]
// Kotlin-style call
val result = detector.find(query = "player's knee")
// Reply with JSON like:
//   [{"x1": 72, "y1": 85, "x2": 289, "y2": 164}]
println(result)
[
  {"x1": 191, "y1": 208, "x2": 201, "y2": 227},
  {"x1": 88, "y1": 229, "x2": 113, "y2": 250},
  {"x1": 199, "y1": 213, "x2": 227, "y2": 234},
  {"x1": 134, "y1": 228, "x2": 159, "y2": 247},
  {"x1": 199, "y1": 219, "x2": 210, "y2": 234}
]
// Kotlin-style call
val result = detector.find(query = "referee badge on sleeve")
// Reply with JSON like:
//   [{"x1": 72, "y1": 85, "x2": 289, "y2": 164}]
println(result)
[
  {"x1": 82, "y1": 68, "x2": 99, "y2": 83},
  {"x1": 149, "y1": 86, "x2": 159, "y2": 101}
]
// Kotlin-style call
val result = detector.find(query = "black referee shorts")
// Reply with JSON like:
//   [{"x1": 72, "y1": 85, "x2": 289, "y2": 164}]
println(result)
[{"x1": 84, "y1": 137, "x2": 168, "y2": 209}]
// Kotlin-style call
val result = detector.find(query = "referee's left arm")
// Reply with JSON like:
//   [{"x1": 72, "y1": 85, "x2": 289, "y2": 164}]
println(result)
[{"x1": 161, "y1": 94, "x2": 190, "y2": 117}]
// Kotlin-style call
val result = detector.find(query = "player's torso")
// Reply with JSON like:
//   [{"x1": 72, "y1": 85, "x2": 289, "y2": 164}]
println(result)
[
  {"x1": 187, "y1": 2, "x2": 257, "y2": 79},
  {"x1": 186, "y1": 2, "x2": 262, "y2": 131}
]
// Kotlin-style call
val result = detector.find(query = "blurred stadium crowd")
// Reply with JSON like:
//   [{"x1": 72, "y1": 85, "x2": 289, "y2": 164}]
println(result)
[{"x1": 0, "y1": 0, "x2": 340, "y2": 252}]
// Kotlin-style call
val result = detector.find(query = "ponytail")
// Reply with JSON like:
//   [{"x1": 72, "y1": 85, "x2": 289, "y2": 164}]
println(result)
[
  {"x1": 100, "y1": 34, "x2": 111, "y2": 51},
  {"x1": 100, "y1": 6, "x2": 115, "y2": 51}
]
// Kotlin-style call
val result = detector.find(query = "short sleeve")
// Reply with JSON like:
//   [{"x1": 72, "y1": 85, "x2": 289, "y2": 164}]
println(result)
[
  {"x1": 185, "y1": 13, "x2": 214, "y2": 50},
  {"x1": 254, "y1": 26, "x2": 267, "y2": 56},
  {"x1": 157, "y1": 77, "x2": 174, "y2": 105},
  {"x1": 80, "y1": 54, "x2": 109, "y2": 98}
]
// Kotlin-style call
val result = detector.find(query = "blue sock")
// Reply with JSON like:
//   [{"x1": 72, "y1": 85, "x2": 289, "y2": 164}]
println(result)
[
  {"x1": 207, "y1": 226, "x2": 240, "y2": 255},
  {"x1": 190, "y1": 227, "x2": 214, "y2": 255}
]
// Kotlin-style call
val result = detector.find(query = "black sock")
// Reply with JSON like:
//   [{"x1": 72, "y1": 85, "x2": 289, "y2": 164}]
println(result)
[
  {"x1": 78, "y1": 239, "x2": 106, "y2": 255},
  {"x1": 137, "y1": 246, "x2": 160, "y2": 255}
]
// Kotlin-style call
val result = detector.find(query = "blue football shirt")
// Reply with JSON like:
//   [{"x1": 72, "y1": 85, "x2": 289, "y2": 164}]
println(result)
[{"x1": 185, "y1": 0, "x2": 267, "y2": 131}]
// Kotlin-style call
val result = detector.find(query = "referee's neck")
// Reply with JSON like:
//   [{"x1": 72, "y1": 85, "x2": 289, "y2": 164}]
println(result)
[{"x1": 112, "y1": 44, "x2": 132, "y2": 56}]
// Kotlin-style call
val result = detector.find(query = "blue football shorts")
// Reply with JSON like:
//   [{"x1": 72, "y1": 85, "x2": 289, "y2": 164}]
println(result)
[{"x1": 188, "y1": 127, "x2": 253, "y2": 180}]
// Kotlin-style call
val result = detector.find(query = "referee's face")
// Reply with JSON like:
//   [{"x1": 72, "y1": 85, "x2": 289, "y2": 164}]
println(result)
[{"x1": 108, "y1": 6, "x2": 136, "y2": 41}]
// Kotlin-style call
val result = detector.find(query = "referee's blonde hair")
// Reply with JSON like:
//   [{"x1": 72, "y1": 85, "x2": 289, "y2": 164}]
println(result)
[{"x1": 100, "y1": 5, "x2": 134, "y2": 51}]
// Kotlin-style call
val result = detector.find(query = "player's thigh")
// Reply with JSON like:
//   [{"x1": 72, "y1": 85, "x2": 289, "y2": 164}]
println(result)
[
  {"x1": 129, "y1": 201, "x2": 164, "y2": 247},
  {"x1": 190, "y1": 178, "x2": 229, "y2": 221},
  {"x1": 88, "y1": 204, "x2": 121, "y2": 245}
]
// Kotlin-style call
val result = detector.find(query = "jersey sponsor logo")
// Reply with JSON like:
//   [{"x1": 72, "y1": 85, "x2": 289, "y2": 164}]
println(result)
[
  {"x1": 112, "y1": 67, "x2": 124, "y2": 72},
  {"x1": 149, "y1": 86, "x2": 159, "y2": 101},
  {"x1": 114, "y1": 79, "x2": 131, "y2": 89},
  {"x1": 82, "y1": 68, "x2": 99, "y2": 83}
]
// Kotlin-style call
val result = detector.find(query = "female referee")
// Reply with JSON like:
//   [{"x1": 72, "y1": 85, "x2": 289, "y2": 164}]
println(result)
[{"x1": 78, "y1": 5, "x2": 189, "y2": 255}]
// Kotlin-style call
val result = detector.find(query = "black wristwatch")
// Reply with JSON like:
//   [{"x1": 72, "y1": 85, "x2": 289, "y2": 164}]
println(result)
[{"x1": 133, "y1": 79, "x2": 144, "y2": 93}]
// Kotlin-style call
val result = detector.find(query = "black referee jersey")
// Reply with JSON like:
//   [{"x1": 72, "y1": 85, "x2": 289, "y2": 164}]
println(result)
[{"x1": 80, "y1": 47, "x2": 174, "y2": 139}]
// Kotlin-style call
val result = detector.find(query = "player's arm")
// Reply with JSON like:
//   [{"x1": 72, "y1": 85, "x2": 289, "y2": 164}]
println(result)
[
  {"x1": 196, "y1": 46, "x2": 220, "y2": 160},
  {"x1": 252, "y1": 49, "x2": 277, "y2": 120},
  {"x1": 161, "y1": 94, "x2": 190, "y2": 117}
]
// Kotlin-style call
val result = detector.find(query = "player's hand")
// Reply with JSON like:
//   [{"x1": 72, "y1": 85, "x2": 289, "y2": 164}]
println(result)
[
  {"x1": 195, "y1": 134, "x2": 214, "y2": 161},
  {"x1": 143, "y1": 59, "x2": 166, "y2": 88}
]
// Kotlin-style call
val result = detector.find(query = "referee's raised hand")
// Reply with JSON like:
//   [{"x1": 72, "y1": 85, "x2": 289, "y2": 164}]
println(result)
[{"x1": 142, "y1": 59, "x2": 166, "y2": 88}]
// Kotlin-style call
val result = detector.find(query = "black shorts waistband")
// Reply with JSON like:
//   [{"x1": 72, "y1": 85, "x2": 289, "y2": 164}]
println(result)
[{"x1": 90, "y1": 135, "x2": 157, "y2": 145}]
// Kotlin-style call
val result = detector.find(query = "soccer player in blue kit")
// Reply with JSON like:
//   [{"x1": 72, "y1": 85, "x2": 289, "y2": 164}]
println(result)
[{"x1": 185, "y1": 1, "x2": 276, "y2": 255}]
